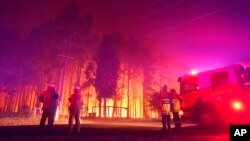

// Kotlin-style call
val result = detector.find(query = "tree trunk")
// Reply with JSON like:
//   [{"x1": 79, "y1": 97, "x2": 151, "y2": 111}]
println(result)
[
  {"x1": 132, "y1": 82, "x2": 136, "y2": 118},
  {"x1": 11, "y1": 94, "x2": 15, "y2": 112},
  {"x1": 4, "y1": 94, "x2": 10, "y2": 112},
  {"x1": 98, "y1": 97, "x2": 102, "y2": 117},
  {"x1": 17, "y1": 87, "x2": 23, "y2": 112},
  {"x1": 120, "y1": 71, "x2": 126, "y2": 117},
  {"x1": 0, "y1": 92, "x2": 4, "y2": 112},
  {"x1": 103, "y1": 98, "x2": 107, "y2": 117},
  {"x1": 76, "y1": 65, "x2": 82, "y2": 84},
  {"x1": 87, "y1": 87, "x2": 90, "y2": 116},
  {"x1": 127, "y1": 74, "x2": 130, "y2": 118},
  {"x1": 143, "y1": 83, "x2": 146, "y2": 118},
  {"x1": 112, "y1": 96, "x2": 117, "y2": 117},
  {"x1": 139, "y1": 94, "x2": 142, "y2": 118}
]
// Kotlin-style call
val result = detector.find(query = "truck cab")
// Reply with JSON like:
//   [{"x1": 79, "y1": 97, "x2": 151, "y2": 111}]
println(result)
[{"x1": 178, "y1": 62, "x2": 250, "y2": 126}]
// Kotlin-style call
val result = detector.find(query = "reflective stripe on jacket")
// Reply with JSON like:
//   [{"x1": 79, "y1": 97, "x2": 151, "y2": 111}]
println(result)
[
  {"x1": 172, "y1": 99, "x2": 181, "y2": 112},
  {"x1": 161, "y1": 98, "x2": 171, "y2": 115}
]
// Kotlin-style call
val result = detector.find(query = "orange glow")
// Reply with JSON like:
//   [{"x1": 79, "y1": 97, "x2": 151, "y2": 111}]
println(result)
[
  {"x1": 232, "y1": 100, "x2": 243, "y2": 111},
  {"x1": 0, "y1": 62, "x2": 156, "y2": 119}
]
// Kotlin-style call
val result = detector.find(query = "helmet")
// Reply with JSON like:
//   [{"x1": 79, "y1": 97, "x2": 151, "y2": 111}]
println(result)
[
  {"x1": 162, "y1": 85, "x2": 167, "y2": 90},
  {"x1": 170, "y1": 89, "x2": 176, "y2": 94},
  {"x1": 48, "y1": 82, "x2": 56, "y2": 88},
  {"x1": 74, "y1": 85, "x2": 81, "y2": 90}
]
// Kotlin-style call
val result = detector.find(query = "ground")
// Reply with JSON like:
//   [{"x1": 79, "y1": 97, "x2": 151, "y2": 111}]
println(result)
[{"x1": 0, "y1": 116, "x2": 229, "y2": 141}]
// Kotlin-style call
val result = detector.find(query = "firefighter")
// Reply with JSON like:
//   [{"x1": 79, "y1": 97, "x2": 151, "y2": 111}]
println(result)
[
  {"x1": 68, "y1": 85, "x2": 82, "y2": 133},
  {"x1": 39, "y1": 82, "x2": 59, "y2": 132},
  {"x1": 170, "y1": 88, "x2": 182, "y2": 129},
  {"x1": 159, "y1": 85, "x2": 172, "y2": 131}
]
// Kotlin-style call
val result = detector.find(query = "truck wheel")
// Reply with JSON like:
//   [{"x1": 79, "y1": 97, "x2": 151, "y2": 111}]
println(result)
[{"x1": 197, "y1": 109, "x2": 215, "y2": 127}]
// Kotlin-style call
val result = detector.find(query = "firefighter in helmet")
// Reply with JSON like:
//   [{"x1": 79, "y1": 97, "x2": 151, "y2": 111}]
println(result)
[
  {"x1": 68, "y1": 85, "x2": 82, "y2": 133},
  {"x1": 159, "y1": 84, "x2": 172, "y2": 131},
  {"x1": 39, "y1": 82, "x2": 59, "y2": 131},
  {"x1": 170, "y1": 88, "x2": 182, "y2": 129}
]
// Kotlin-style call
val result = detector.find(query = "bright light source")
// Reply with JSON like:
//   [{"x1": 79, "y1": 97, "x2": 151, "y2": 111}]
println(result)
[
  {"x1": 232, "y1": 101, "x2": 243, "y2": 111},
  {"x1": 196, "y1": 86, "x2": 200, "y2": 90},
  {"x1": 190, "y1": 70, "x2": 198, "y2": 75},
  {"x1": 55, "y1": 106, "x2": 60, "y2": 121},
  {"x1": 179, "y1": 110, "x2": 183, "y2": 116}
]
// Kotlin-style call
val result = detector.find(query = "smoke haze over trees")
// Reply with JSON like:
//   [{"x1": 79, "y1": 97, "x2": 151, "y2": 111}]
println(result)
[
  {"x1": 0, "y1": 2, "x2": 158, "y2": 118},
  {"x1": 2, "y1": 0, "x2": 248, "y2": 118}
]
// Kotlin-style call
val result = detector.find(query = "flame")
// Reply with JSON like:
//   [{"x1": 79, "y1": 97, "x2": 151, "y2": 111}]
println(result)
[{"x1": 0, "y1": 63, "x2": 160, "y2": 120}]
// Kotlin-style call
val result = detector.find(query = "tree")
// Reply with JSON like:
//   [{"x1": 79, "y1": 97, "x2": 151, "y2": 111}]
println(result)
[
  {"x1": 149, "y1": 91, "x2": 161, "y2": 117},
  {"x1": 0, "y1": 28, "x2": 25, "y2": 113},
  {"x1": 56, "y1": 2, "x2": 95, "y2": 84},
  {"x1": 119, "y1": 38, "x2": 150, "y2": 118},
  {"x1": 0, "y1": 2, "x2": 97, "y2": 115},
  {"x1": 140, "y1": 48, "x2": 157, "y2": 118},
  {"x1": 83, "y1": 62, "x2": 96, "y2": 112},
  {"x1": 95, "y1": 33, "x2": 122, "y2": 117},
  {"x1": 17, "y1": 2, "x2": 95, "y2": 115}
]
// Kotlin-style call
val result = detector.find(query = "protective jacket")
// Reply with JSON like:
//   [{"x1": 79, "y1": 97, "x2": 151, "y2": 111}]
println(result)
[
  {"x1": 160, "y1": 91, "x2": 172, "y2": 115},
  {"x1": 68, "y1": 93, "x2": 82, "y2": 114},
  {"x1": 39, "y1": 89, "x2": 59, "y2": 112},
  {"x1": 172, "y1": 93, "x2": 182, "y2": 112}
]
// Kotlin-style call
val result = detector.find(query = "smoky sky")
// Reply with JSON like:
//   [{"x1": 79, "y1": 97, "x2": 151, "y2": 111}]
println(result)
[{"x1": 1, "y1": 0, "x2": 250, "y2": 85}]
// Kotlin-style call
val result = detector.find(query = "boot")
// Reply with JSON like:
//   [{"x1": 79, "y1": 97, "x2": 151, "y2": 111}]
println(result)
[
  {"x1": 167, "y1": 124, "x2": 171, "y2": 131},
  {"x1": 69, "y1": 125, "x2": 73, "y2": 133},
  {"x1": 177, "y1": 122, "x2": 182, "y2": 128},
  {"x1": 160, "y1": 125, "x2": 166, "y2": 131},
  {"x1": 76, "y1": 126, "x2": 81, "y2": 133}
]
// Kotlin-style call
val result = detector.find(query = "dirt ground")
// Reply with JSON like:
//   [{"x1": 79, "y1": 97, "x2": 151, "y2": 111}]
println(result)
[{"x1": 0, "y1": 117, "x2": 230, "y2": 141}]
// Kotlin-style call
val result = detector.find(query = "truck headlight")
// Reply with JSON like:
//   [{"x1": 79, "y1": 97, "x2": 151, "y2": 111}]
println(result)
[{"x1": 232, "y1": 100, "x2": 243, "y2": 111}]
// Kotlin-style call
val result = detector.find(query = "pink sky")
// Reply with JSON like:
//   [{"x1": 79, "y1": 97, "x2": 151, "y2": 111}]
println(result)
[{"x1": 1, "y1": 0, "x2": 250, "y2": 88}]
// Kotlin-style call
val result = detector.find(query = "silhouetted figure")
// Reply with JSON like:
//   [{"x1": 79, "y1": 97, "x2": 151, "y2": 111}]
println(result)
[
  {"x1": 170, "y1": 89, "x2": 182, "y2": 129},
  {"x1": 39, "y1": 82, "x2": 59, "y2": 132},
  {"x1": 159, "y1": 85, "x2": 172, "y2": 132},
  {"x1": 68, "y1": 85, "x2": 82, "y2": 133}
]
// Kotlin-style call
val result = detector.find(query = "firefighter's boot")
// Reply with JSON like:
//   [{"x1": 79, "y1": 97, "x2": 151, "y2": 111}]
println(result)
[
  {"x1": 69, "y1": 125, "x2": 73, "y2": 133},
  {"x1": 76, "y1": 126, "x2": 81, "y2": 133},
  {"x1": 176, "y1": 122, "x2": 181, "y2": 128},
  {"x1": 167, "y1": 124, "x2": 171, "y2": 131},
  {"x1": 160, "y1": 125, "x2": 167, "y2": 132}
]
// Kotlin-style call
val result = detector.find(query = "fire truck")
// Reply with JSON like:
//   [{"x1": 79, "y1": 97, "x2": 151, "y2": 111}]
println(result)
[{"x1": 178, "y1": 62, "x2": 250, "y2": 126}]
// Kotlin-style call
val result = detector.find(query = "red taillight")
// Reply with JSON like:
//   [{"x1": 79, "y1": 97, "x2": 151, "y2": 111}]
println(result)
[{"x1": 232, "y1": 101, "x2": 243, "y2": 111}]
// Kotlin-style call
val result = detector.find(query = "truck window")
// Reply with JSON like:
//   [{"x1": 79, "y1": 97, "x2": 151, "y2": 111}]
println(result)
[
  {"x1": 210, "y1": 71, "x2": 229, "y2": 88},
  {"x1": 180, "y1": 76, "x2": 198, "y2": 94},
  {"x1": 183, "y1": 83, "x2": 197, "y2": 93}
]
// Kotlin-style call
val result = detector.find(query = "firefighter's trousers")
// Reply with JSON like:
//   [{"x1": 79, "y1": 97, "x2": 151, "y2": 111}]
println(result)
[
  {"x1": 69, "y1": 113, "x2": 81, "y2": 133},
  {"x1": 162, "y1": 115, "x2": 171, "y2": 130},
  {"x1": 40, "y1": 110, "x2": 56, "y2": 131},
  {"x1": 173, "y1": 112, "x2": 181, "y2": 128}
]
